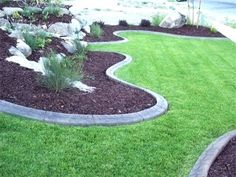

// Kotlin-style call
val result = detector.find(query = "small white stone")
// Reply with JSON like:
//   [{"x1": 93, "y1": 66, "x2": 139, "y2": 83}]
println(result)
[
  {"x1": 48, "y1": 22, "x2": 71, "y2": 36},
  {"x1": 0, "y1": 10, "x2": 5, "y2": 18},
  {"x1": 61, "y1": 40, "x2": 77, "y2": 54},
  {"x1": 0, "y1": 18, "x2": 10, "y2": 29},
  {"x1": 9, "y1": 46, "x2": 25, "y2": 58},
  {"x1": 83, "y1": 25, "x2": 90, "y2": 33},
  {"x1": 3, "y1": 7, "x2": 23, "y2": 16},
  {"x1": 16, "y1": 39, "x2": 32, "y2": 57}
]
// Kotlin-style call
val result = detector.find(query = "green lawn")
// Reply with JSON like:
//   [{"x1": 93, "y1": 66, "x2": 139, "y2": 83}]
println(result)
[{"x1": 1, "y1": 32, "x2": 236, "y2": 177}]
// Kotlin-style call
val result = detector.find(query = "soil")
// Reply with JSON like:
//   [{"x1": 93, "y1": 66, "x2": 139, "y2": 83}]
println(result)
[
  {"x1": 84, "y1": 25, "x2": 225, "y2": 42},
  {"x1": 208, "y1": 137, "x2": 236, "y2": 177},
  {"x1": 0, "y1": 1, "x2": 72, "y2": 26},
  {"x1": 0, "y1": 29, "x2": 156, "y2": 115}
]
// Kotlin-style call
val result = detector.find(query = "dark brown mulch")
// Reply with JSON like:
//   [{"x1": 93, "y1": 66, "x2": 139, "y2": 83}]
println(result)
[
  {"x1": 208, "y1": 137, "x2": 236, "y2": 177},
  {"x1": 0, "y1": 29, "x2": 156, "y2": 115},
  {"x1": 84, "y1": 25, "x2": 225, "y2": 42},
  {"x1": 0, "y1": 1, "x2": 72, "y2": 26}
]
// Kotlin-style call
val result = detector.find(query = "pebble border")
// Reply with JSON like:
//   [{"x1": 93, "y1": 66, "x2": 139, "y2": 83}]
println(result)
[{"x1": 189, "y1": 130, "x2": 236, "y2": 177}]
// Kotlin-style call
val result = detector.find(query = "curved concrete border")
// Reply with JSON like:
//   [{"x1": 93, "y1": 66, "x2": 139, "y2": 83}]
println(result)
[
  {"x1": 89, "y1": 30, "x2": 227, "y2": 45},
  {"x1": 189, "y1": 130, "x2": 236, "y2": 177},
  {"x1": 0, "y1": 52, "x2": 168, "y2": 126}
]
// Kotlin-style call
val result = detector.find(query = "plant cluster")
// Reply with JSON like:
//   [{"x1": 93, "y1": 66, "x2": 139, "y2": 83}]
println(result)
[
  {"x1": 152, "y1": 14, "x2": 165, "y2": 26},
  {"x1": 90, "y1": 23, "x2": 103, "y2": 38},
  {"x1": 42, "y1": 4, "x2": 62, "y2": 17},
  {"x1": 21, "y1": 6, "x2": 42, "y2": 20},
  {"x1": 23, "y1": 30, "x2": 52, "y2": 50},
  {"x1": 139, "y1": 19, "x2": 151, "y2": 27},
  {"x1": 0, "y1": 0, "x2": 10, "y2": 4},
  {"x1": 118, "y1": 20, "x2": 128, "y2": 27},
  {"x1": 93, "y1": 21, "x2": 105, "y2": 28},
  {"x1": 39, "y1": 51, "x2": 82, "y2": 92}
]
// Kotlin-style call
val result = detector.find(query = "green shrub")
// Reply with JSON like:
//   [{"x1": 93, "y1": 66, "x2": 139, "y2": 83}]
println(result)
[
  {"x1": 21, "y1": 6, "x2": 42, "y2": 19},
  {"x1": 11, "y1": 11, "x2": 22, "y2": 20},
  {"x1": 152, "y1": 14, "x2": 165, "y2": 26},
  {"x1": 0, "y1": 0, "x2": 10, "y2": 4},
  {"x1": 23, "y1": 30, "x2": 52, "y2": 50},
  {"x1": 39, "y1": 52, "x2": 82, "y2": 92},
  {"x1": 90, "y1": 23, "x2": 103, "y2": 38},
  {"x1": 42, "y1": 4, "x2": 61, "y2": 17},
  {"x1": 118, "y1": 20, "x2": 128, "y2": 26},
  {"x1": 210, "y1": 26, "x2": 217, "y2": 33}
]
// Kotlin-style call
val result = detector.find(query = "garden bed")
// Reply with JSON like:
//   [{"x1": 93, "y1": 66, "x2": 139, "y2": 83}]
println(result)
[
  {"x1": 208, "y1": 137, "x2": 236, "y2": 177},
  {"x1": 84, "y1": 24, "x2": 225, "y2": 42},
  {"x1": 0, "y1": 29, "x2": 156, "y2": 115}
]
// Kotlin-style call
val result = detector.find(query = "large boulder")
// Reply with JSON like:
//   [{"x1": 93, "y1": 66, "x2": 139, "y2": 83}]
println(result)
[
  {"x1": 3, "y1": 7, "x2": 23, "y2": 16},
  {"x1": 70, "y1": 18, "x2": 82, "y2": 33},
  {"x1": 159, "y1": 11, "x2": 186, "y2": 28},
  {"x1": 48, "y1": 22, "x2": 72, "y2": 36}
]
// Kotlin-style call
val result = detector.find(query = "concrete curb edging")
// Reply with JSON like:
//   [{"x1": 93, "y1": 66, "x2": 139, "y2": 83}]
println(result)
[
  {"x1": 0, "y1": 30, "x2": 171, "y2": 126},
  {"x1": 189, "y1": 130, "x2": 236, "y2": 177},
  {"x1": 89, "y1": 30, "x2": 227, "y2": 46}
]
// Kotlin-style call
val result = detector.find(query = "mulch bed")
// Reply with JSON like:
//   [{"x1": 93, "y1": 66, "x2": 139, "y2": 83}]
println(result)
[
  {"x1": 0, "y1": 29, "x2": 156, "y2": 115},
  {"x1": 0, "y1": 1, "x2": 72, "y2": 26},
  {"x1": 84, "y1": 25, "x2": 225, "y2": 42},
  {"x1": 208, "y1": 137, "x2": 236, "y2": 177}
]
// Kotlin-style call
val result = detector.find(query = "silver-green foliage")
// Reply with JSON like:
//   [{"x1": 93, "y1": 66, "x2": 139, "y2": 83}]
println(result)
[
  {"x1": 152, "y1": 14, "x2": 165, "y2": 26},
  {"x1": 90, "y1": 23, "x2": 103, "y2": 38},
  {"x1": 22, "y1": 30, "x2": 52, "y2": 50},
  {"x1": 42, "y1": 4, "x2": 61, "y2": 17},
  {"x1": 40, "y1": 52, "x2": 82, "y2": 92}
]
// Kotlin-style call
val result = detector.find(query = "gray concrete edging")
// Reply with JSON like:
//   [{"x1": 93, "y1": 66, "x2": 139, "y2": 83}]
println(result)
[
  {"x1": 0, "y1": 30, "x2": 172, "y2": 126},
  {"x1": 189, "y1": 130, "x2": 236, "y2": 177}
]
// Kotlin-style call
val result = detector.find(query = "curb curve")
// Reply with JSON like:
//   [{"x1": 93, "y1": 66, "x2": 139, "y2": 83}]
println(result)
[
  {"x1": 189, "y1": 130, "x2": 236, "y2": 177},
  {"x1": 0, "y1": 30, "x2": 171, "y2": 126}
]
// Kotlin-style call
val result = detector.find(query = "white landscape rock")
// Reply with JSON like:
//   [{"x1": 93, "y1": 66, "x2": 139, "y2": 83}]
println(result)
[
  {"x1": 70, "y1": 18, "x2": 82, "y2": 33},
  {"x1": 9, "y1": 30, "x2": 23, "y2": 39},
  {"x1": 0, "y1": 18, "x2": 10, "y2": 29},
  {"x1": 60, "y1": 8, "x2": 70, "y2": 15},
  {"x1": 16, "y1": 39, "x2": 32, "y2": 57},
  {"x1": 61, "y1": 40, "x2": 77, "y2": 54},
  {"x1": 72, "y1": 81, "x2": 95, "y2": 92},
  {"x1": 48, "y1": 22, "x2": 71, "y2": 36},
  {"x1": 0, "y1": 10, "x2": 5, "y2": 18},
  {"x1": 9, "y1": 46, "x2": 25, "y2": 58},
  {"x1": 159, "y1": 10, "x2": 186, "y2": 28},
  {"x1": 3, "y1": 7, "x2": 23, "y2": 16},
  {"x1": 83, "y1": 25, "x2": 90, "y2": 33}
]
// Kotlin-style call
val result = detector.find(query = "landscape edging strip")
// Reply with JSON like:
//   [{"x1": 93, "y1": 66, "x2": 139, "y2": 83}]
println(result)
[
  {"x1": 0, "y1": 30, "x2": 170, "y2": 126},
  {"x1": 189, "y1": 130, "x2": 236, "y2": 177}
]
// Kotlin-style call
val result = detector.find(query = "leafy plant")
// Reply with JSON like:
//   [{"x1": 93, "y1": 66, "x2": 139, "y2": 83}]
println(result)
[
  {"x1": 152, "y1": 14, "x2": 165, "y2": 26},
  {"x1": 11, "y1": 11, "x2": 22, "y2": 20},
  {"x1": 140, "y1": 19, "x2": 151, "y2": 27},
  {"x1": 119, "y1": 20, "x2": 128, "y2": 27},
  {"x1": 23, "y1": 30, "x2": 52, "y2": 50},
  {"x1": 93, "y1": 21, "x2": 105, "y2": 28},
  {"x1": 210, "y1": 26, "x2": 217, "y2": 33},
  {"x1": 21, "y1": 6, "x2": 42, "y2": 19},
  {"x1": 39, "y1": 51, "x2": 82, "y2": 92},
  {"x1": 0, "y1": 0, "x2": 10, "y2": 4},
  {"x1": 90, "y1": 23, "x2": 103, "y2": 38},
  {"x1": 42, "y1": 4, "x2": 61, "y2": 17}
]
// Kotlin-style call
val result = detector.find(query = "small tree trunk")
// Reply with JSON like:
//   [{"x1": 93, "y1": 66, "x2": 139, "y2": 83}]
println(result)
[
  {"x1": 192, "y1": 0, "x2": 195, "y2": 25},
  {"x1": 196, "y1": 0, "x2": 202, "y2": 28},
  {"x1": 187, "y1": 0, "x2": 191, "y2": 24}
]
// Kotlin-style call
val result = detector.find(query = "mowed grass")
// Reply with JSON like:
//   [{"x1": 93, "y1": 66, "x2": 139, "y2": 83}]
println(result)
[{"x1": 1, "y1": 32, "x2": 236, "y2": 177}]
